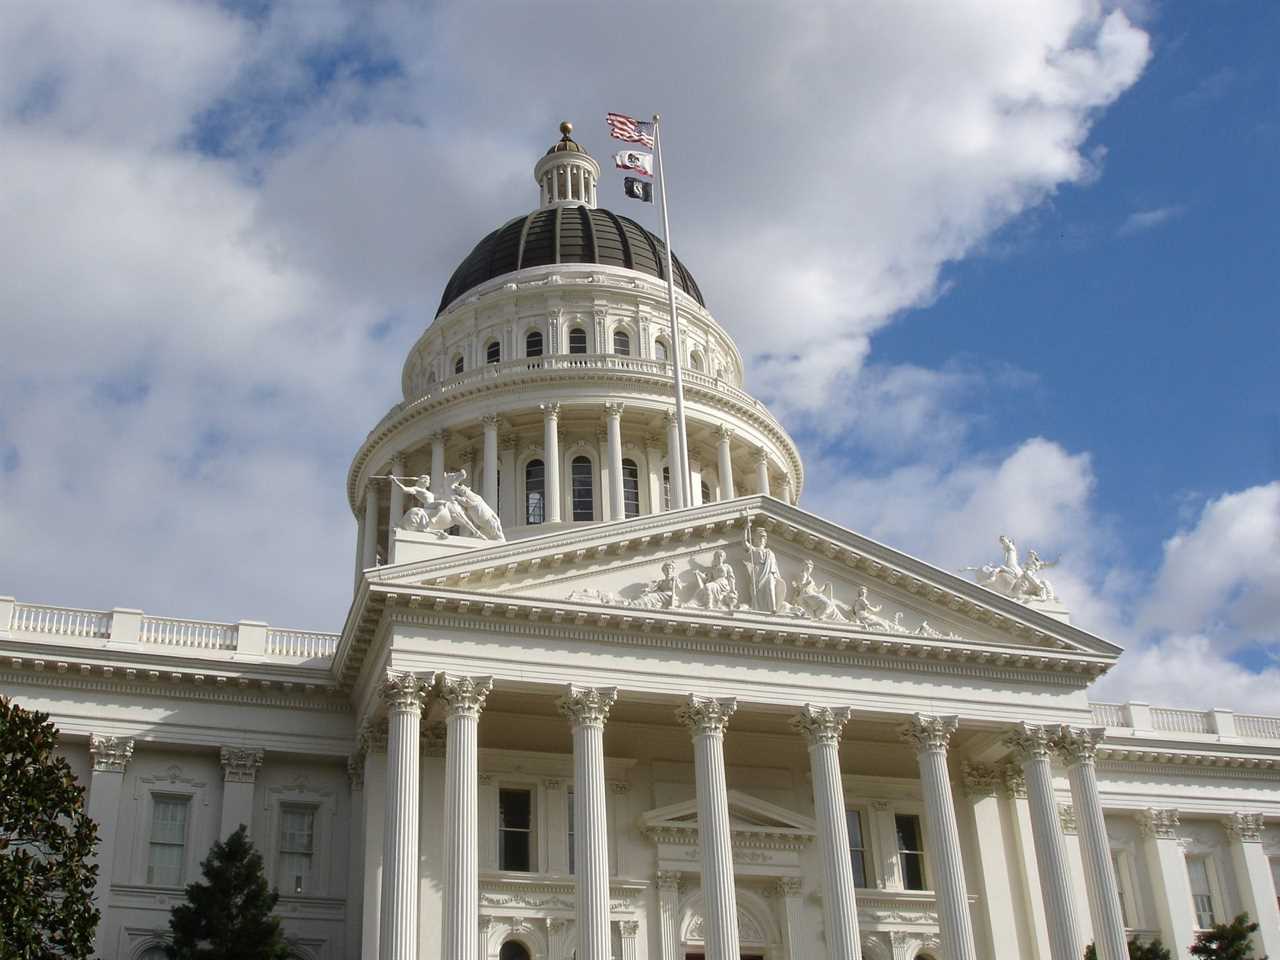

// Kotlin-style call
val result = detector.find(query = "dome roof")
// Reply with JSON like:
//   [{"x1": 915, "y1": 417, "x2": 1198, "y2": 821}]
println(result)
[
  {"x1": 546, "y1": 119, "x2": 587, "y2": 154},
  {"x1": 436, "y1": 206, "x2": 705, "y2": 316}
]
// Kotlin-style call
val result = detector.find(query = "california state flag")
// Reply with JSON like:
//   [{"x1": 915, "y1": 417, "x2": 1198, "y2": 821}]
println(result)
[{"x1": 614, "y1": 149, "x2": 654, "y2": 177}]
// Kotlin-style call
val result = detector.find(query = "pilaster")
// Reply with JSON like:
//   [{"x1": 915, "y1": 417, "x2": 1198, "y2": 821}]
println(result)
[
  {"x1": 1223, "y1": 812, "x2": 1280, "y2": 958},
  {"x1": 1137, "y1": 808, "x2": 1196, "y2": 956},
  {"x1": 87, "y1": 734, "x2": 134, "y2": 890},
  {"x1": 218, "y1": 745, "x2": 263, "y2": 838},
  {"x1": 962, "y1": 762, "x2": 1022, "y2": 960}
]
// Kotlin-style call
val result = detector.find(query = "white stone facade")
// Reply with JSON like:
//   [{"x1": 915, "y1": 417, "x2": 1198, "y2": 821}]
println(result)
[{"x1": 5, "y1": 130, "x2": 1280, "y2": 960}]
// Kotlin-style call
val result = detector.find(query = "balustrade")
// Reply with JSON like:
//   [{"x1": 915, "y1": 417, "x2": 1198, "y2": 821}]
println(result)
[{"x1": 10, "y1": 602, "x2": 111, "y2": 638}]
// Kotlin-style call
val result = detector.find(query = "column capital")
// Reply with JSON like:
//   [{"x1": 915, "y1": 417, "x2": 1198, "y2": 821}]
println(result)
[
  {"x1": 90, "y1": 734, "x2": 134, "y2": 773},
  {"x1": 961, "y1": 761, "x2": 1001, "y2": 797},
  {"x1": 774, "y1": 876, "x2": 803, "y2": 898},
  {"x1": 219, "y1": 746, "x2": 264, "y2": 783},
  {"x1": 381, "y1": 670, "x2": 434, "y2": 713},
  {"x1": 557, "y1": 685, "x2": 618, "y2": 726},
  {"x1": 1005, "y1": 721, "x2": 1056, "y2": 763},
  {"x1": 644, "y1": 433, "x2": 664, "y2": 449},
  {"x1": 430, "y1": 429, "x2": 450, "y2": 444},
  {"x1": 1137, "y1": 807, "x2": 1181, "y2": 839},
  {"x1": 619, "y1": 919, "x2": 640, "y2": 938},
  {"x1": 1224, "y1": 811, "x2": 1266, "y2": 843},
  {"x1": 715, "y1": 424, "x2": 734, "y2": 442},
  {"x1": 359, "y1": 717, "x2": 388, "y2": 754},
  {"x1": 603, "y1": 401, "x2": 625, "y2": 420},
  {"x1": 540, "y1": 402, "x2": 561, "y2": 420},
  {"x1": 900, "y1": 713, "x2": 957, "y2": 755},
  {"x1": 790, "y1": 704, "x2": 852, "y2": 746},
  {"x1": 663, "y1": 409, "x2": 678, "y2": 427},
  {"x1": 500, "y1": 434, "x2": 519, "y2": 450},
  {"x1": 1053, "y1": 724, "x2": 1105, "y2": 766},
  {"x1": 676, "y1": 695, "x2": 737, "y2": 736},
  {"x1": 1001, "y1": 762, "x2": 1028, "y2": 798},
  {"x1": 754, "y1": 447, "x2": 769, "y2": 464},
  {"x1": 346, "y1": 754, "x2": 364, "y2": 789},
  {"x1": 481, "y1": 414, "x2": 501, "y2": 428},
  {"x1": 656, "y1": 870, "x2": 684, "y2": 893},
  {"x1": 439, "y1": 674, "x2": 494, "y2": 719}
]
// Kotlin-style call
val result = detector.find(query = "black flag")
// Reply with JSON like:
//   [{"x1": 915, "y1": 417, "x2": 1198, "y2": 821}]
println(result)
[{"x1": 623, "y1": 177, "x2": 653, "y2": 203}]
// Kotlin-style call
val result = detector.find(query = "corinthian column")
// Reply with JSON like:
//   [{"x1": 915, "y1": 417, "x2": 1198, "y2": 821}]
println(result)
[
  {"x1": 792, "y1": 705, "x2": 861, "y2": 960},
  {"x1": 754, "y1": 449, "x2": 770, "y2": 497},
  {"x1": 716, "y1": 425, "x2": 734, "y2": 500},
  {"x1": 379, "y1": 671, "x2": 432, "y2": 960},
  {"x1": 676, "y1": 696, "x2": 740, "y2": 960},
  {"x1": 541, "y1": 403, "x2": 562, "y2": 522},
  {"x1": 482, "y1": 415, "x2": 500, "y2": 509},
  {"x1": 900, "y1": 714, "x2": 976, "y2": 960},
  {"x1": 1005, "y1": 723, "x2": 1081, "y2": 960},
  {"x1": 604, "y1": 403, "x2": 625, "y2": 519},
  {"x1": 558, "y1": 685, "x2": 619, "y2": 960},
  {"x1": 440, "y1": 674, "x2": 493, "y2": 960},
  {"x1": 1055, "y1": 726, "x2": 1126, "y2": 960},
  {"x1": 664, "y1": 411, "x2": 684, "y2": 509}
]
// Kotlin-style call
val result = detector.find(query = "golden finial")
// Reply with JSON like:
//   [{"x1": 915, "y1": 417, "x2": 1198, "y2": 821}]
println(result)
[{"x1": 559, "y1": 120, "x2": 573, "y2": 137}]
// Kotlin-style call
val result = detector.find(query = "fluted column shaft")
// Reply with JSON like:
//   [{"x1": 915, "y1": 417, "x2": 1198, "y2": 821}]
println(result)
[
  {"x1": 482, "y1": 416, "x2": 499, "y2": 509},
  {"x1": 361, "y1": 489, "x2": 379, "y2": 570},
  {"x1": 559, "y1": 686, "x2": 618, "y2": 960},
  {"x1": 605, "y1": 403, "x2": 625, "y2": 519},
  {"x1": 657, "y1": 873, "x2": 682, "y2": 960},
  {"x1": 542, "y1": 403, "x2": 562, "y2": 523},
  {"x1": 716, "y1": 427, "x2": 734, "y2": 501},
  {"x1": 379, "y1": 672, "x2": 432, "y2": 960},
  {"x1": 794, "y1": 706, "x2": 862, "y2": 960},
  {"x1": 1057, "y1": 727, "x2": 1126, "y2": 960},
  {"x1": 678, "y1": 696, "x2": 740, "y2": 960},
  {"x1": 664, "y1": 412, "x2": 684, "y2": 509},
  {"x1": 430, "y1": 432, "x2": 447, "y2": 497},
  {"x1": 1007, "y1": 724, "x2": 1081, "y2": 960},
  {"x1": 902, "y1": 715, "x2": 976, "y2": 960},
  {"x1": 754, "y1": 451, "x2": 770, "y2": 496}
]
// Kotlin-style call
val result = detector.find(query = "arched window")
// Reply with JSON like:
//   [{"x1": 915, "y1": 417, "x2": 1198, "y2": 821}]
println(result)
[
  {"x1": 662, "y1": 466, "x2": 671, "y2": 509},
  {"x1": 526, "y1": 330, "x2": 544, "y2": 357},
  {"x1": 427, "y1": 370, "x2": 438, "y2": 385},
  {"x1": 700, "y1": 480, "x2": 711, "y2": 504},
  {"x1": 654, "y1": 338, "x2": 669, "y2": 362},
  {"x1": 499, "y1": 944, "x2": 531, "y2": 960},
  {"x1": 568, "y1": 327, "x2": 587, "y2": 354},
  {"x1": 453, "y1": 354, "x2": 464, "y2": 375},
  {"x1": 486, "y1": 340, "x2": 501, "y2": 364},
  {"x1": 613, "y1": 330, "x2": 631, "y2": 355},
  {"x1": 622, "y1": 458, "x2": 640, "y2": 518},
  {"x1": 525, "y1": 460, "x2": 545, "y2": 525},
  {"x1": 689, "y1": 350, "x2": 704, "y2": 372},
  {"x1": 571, "y1": 456, "x2": 593, "y2": 521}
]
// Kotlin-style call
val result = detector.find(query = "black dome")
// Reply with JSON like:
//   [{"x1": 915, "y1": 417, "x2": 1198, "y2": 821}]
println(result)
[{"x1": 436, "y1": 206, "x2": 705, "y2": 316}]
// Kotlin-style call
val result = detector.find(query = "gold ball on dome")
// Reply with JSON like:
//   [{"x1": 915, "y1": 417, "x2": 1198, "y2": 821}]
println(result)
[{"x1": 560, "y1": 121, "x2": 573, "y2": 136}]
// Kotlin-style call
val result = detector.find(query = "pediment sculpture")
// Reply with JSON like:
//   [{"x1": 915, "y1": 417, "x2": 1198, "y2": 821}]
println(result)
[
  {"x1": 388, "y1": 470, "x2": 504, "y2": 541},
  {"x1": 962, "y1": 534, "x2": 1058, "y2": 603}
]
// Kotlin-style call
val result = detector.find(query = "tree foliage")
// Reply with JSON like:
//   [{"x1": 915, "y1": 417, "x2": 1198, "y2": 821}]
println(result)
[
  {"x1": 0, "y1": 696, "x2": 100, "y2": 959},
  {"x1": 165, "y1": 825, "x2": 291, "y2": 960},
  {"x1": 1191, "y1": 914, "x2": 1267, "y2": 960},
  {"x1": 1085, "y1": 939, "x2": 1174, "y2": 960}
]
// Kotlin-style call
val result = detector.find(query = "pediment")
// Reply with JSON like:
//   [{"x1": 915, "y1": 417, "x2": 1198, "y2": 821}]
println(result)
[
  {"x1": 640, "y1": 790, "x2": 816, "y2": 844},
  {"x1": 371, "y1": 497, "x2": 1120, "y2": 662}
]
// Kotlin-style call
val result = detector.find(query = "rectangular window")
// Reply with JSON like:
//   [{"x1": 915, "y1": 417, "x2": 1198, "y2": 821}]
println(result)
[
  {"x1": 895, "y1": 814, "x2": 927, "y2": 891},
  {"x1": 1111, "y1": 850, "x2": 1131, "y2": 927},
  {"x1": 147, "y1": 796, "x2": 189, "y2": 886},
  {"x1": 622, "y1": 460, "x2": 640, "y2": 518},
  {"x1": 567, "y1": 788, "x2": 575, "y2": 875},
  {"x1": 499, "y1": 788, "x2": 533, "y2": 872},
  {"x1": 1187, "y1": 856, "x2": 1216, "y2": 928},
  {"x1": 278, "y1": 804, "x2": 316, "y2": 895},
  {"x1": 846, "y1": 809, "x2": 868, "y2": 888}
]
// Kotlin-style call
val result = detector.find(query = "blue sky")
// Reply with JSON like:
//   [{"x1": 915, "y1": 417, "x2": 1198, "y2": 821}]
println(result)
[{"x1": 0, "y1": 0, "x2": 1275, "y2": 710}]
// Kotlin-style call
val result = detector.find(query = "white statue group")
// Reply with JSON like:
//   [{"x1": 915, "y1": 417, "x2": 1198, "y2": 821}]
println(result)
[
  {"x1": 962, "y1": 534, "x2": 1058, "y2": 603},
  {"x1": 389, "y1": 470, "x2": 504, "y2": 541}
]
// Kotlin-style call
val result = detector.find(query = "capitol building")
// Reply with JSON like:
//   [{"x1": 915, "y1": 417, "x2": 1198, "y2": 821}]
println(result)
[{"x1": 6, "y1": 125, "x2": 1280, "y2": 960}]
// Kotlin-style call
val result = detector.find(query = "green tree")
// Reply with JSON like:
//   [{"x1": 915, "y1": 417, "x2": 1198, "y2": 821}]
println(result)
[
  {"x1": 1085, "y1": 939, "x2": 1173, "y2": 960},
  {"x1": 0, "y1": 696, "x2": 101, "y2": 959},
  {"x1": 165, "y1": 825, "x2": 291, "y2": 960},
  {"x1": 1191, "y1": 913, "x2": 1267, "y2": 960}
]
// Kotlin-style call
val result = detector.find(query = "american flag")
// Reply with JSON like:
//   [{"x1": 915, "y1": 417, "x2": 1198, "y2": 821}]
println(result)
[{"x1": 606, "y1": 112, "x2": 655, "y2": 148}]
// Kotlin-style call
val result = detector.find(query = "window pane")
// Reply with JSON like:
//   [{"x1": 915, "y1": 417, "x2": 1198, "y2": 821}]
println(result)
[
  {"x1": 613, "y1": 331, "x2": 630, "y2": 355},
  {"x1": 486, "y1": 341, "x2": 501, "y2": 364},
  {"x1": 571, "y1": 457, "x2": 593, "y2": 521},
  {"x1": 896, "y1": 814, "x2": 926, "y2": 891},
  {"x1": 526, "y1": 331, "x2": 543, "y2": 357},
  {"x1": 655, "y1": 339, "x2": 668, "y2": 361},
  {"x1": 525, "y1": 460, "x2": 545, "y2": 524},
  {"x1": 700, "y1": 481, "x2": 711, "y2": 504},
  {"x1": 148, "y1": 840, "x2": 184, "y2": 886},
  {"x1": 152, "y1": 797, "x2": 188, "y2": 843},
  {"x1": 1187, "y1": 858, "x2": 1215, "y2": 927},
  {"x1": 622, "y1": 459, "x2": 640, "y2": 517},
  {"x1": 499, "y1": 789, "x2": 531, "y2": 829},
  {"x1": 851, "y1": 849, "x2": 868, "y2": 889},
  {"x1": 662, "y1": 466, "x2": 671, "y2": 509},
  {"x1": 500, "y1": 830, "x2": 531, "y2": 872},
  {"x1": 567, "y1": 789, "x2": 575, "y2": 875},
  {"x1": 569, "y1": 328, "x2": 587, "y2": 353},
  {"x1": 453, "y1": 355, "x2": 464, "y2": 374},
  {"x1": 1111, "y1": 852, "x2": 1131, "y2": 926},
  {"x1": 901, "y1": 852, "x2": 926, "y2": 891}
]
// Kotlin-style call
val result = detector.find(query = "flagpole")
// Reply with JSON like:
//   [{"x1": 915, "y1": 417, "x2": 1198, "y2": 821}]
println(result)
[{"x1": 651, "y1": 113, "x2": 693, "y2": 508}]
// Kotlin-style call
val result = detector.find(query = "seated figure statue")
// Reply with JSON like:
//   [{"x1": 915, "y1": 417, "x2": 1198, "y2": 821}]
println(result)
[{"x1": 791, "y1": 560, "x2": 849, "y2": 622}]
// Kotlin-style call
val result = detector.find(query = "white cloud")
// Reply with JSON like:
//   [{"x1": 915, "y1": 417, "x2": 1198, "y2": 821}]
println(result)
[{"x1": 1117, "y1": 203, "x2": 1187, "y2": 236}]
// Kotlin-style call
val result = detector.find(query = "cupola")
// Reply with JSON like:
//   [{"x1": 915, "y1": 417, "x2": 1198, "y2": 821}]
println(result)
[{"x1": 533, "y1": 121, "x2": 600, "y2": 209}]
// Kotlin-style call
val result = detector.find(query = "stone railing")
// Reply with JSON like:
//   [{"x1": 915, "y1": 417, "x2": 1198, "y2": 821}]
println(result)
[
  {"x1": 2, "y1": 597, "x2": 339, "y2": 663},
  {"x1": 1090, "y1": 701, "x2": 1280, "y2": 741}
]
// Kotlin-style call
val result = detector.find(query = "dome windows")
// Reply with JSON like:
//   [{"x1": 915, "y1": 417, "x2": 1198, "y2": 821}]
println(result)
[
  {"x1": 622, "y1": 459, "x2": 640, "y2": 518},
  {"x1": 486, "y1": 340, "x2": 501, "y2": 364},
  {"x1": 613, "y1": 330, "x2": 631, "y2": 356},
  {"x1": 525, "y1": 460, "x2": 545, "y2": 525},
  {"x1": 568, "y1": 327, "x2": 587, "y2": 354},
  {"x1": 654, "y1": 338, "x2": 669, "y2": 362},
  {"x1": 689, "y1": 350, "x2": 704, "y2": 372},
  {"x1": 525, "y1": 330, "x2": 544, "y2": 358},
  {"x1": 571, "y1": 456, "x2": 594, "y2": 521},
  {"x1": 453, "y1": 355, "x2": 465, "y2": 375}
]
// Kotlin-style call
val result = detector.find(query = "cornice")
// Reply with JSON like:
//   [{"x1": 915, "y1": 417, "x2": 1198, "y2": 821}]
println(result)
[{"x1": 1097, "y1": 747, "x2": 1280, "y2": 780}]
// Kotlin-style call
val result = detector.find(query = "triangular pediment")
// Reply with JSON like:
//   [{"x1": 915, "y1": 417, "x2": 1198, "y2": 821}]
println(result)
[
  {"x1": 370, "y1": 496, "x2": 1120, "y2": 663},
  {"x1": 641, "y1": 790, "x2": 817, "y2": 840}
]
